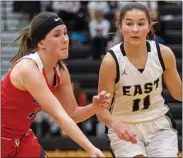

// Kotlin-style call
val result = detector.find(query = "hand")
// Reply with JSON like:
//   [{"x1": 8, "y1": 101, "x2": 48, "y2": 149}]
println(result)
[
  {"x1": 112, "y1": 120, "x2": 137, "y2": 144},
  {"x1": 92, "y1": 91, "x2": 111, "y2": 114},
  {"x1": 87, "y1": 147, "x2": 105, "y2": 158}
]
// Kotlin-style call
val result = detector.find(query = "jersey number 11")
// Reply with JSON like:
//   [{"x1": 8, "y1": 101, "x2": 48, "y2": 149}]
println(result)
[{"x1": 132, "y1": 95, "x2": 150, "y2": 111}]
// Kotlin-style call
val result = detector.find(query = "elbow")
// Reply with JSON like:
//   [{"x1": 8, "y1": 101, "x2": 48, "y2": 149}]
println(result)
[
  {"x1": 66, "y1": 108, "x2": 79, "y2": 123},
  {"x1": 172, "y1": 92, "x2": 182, "y2": 102},
  {"x1": 68, "y1": 112, "x2": 81, "y2": 123},
  {"x1": 70, "y1": 116, "x2": 80, "y2": 123}
]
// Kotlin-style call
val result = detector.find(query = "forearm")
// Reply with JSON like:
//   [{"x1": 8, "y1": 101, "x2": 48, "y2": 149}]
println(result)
[
  {"x1": 57, "y1": 113, "x2": 94, "y2": 151},
  {"x1": 71, "y1": 104, "x2": 95, "y2": 123},
  {"x1": 97, "y1": 109, "x2": 116, "y2": 129},
  {"x1": 169, "y1": 83, "x2": 182, "y2": 101}
]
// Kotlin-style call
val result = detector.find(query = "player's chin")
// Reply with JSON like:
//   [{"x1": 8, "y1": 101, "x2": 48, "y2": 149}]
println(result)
[
  {"x1": 60, "y1": 50, "x2": 69, "y2": 59},
  {"x1": 130, "y1": 40, "x2": 141, "y2": 46}
]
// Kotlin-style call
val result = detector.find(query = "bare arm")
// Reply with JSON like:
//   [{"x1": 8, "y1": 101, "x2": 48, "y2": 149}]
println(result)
[
  {"x1": 160, "y1": 44, "x2": 182, "y2": 101},
  {"x1": 16, "y1": 60, "x2": 101, "y2": 154},
  {"x1": 96, "y1": 53, "x2": 137, "y2": 143},
  {"x1": 54, "y1": 65, "x2": 96, "y2": 123},
  {"x1": 96, "y1": 53, "x2": 117, "y2": 128},
  {"x1": 54, "y1": 64, "x2": 109, "y2": 123}
]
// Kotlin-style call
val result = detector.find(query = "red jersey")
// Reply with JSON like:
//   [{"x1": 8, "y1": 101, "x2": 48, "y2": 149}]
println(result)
[{"x1": 1, "y1": 52, "x2": 60, "y2": 139}]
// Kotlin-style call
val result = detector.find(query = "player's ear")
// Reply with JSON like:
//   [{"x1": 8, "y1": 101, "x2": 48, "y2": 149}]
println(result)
[
  {"x1": 148, "y1": 24, "x2": 152, "y2": 33},
  {"x1": 119, "y1": 25, "x2": 124, "y2": 35},
  {"x1": 37, "y1": 40, "x2": 45, "y2": 49}
]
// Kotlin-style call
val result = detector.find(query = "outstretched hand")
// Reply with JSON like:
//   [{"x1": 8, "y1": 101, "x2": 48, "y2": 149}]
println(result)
[
  {"x1": 87, "y1": 147, "x2": 105, "y2": 158},
  {"x1": 92, "y1": 91, "x2": 111, "y2": 114},
  {"x1": 112, "y1": 120, "x2": 137, "y2": 144}
]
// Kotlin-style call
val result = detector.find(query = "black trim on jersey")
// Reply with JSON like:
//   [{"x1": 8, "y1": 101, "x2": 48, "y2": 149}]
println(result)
[
  {"x1": 105, "y1": 126, "x2": 108, "y2": 135},
  {"x1": 109, "y1": 96, "x2": 115, "y2": 112},
  {"x1": 120, "y1": 41, "x2": 151, "y2": 56},
  {"x1": 138, "y1": 69, "x2": 144, "y2": 73},
  {"x1": 165, "y1": 109, "x2": 177, "y2": 130},
  {"x1": 155, "y1": 42, "x2": 166, "y2": 71},
  {"x1": 146, "y1": 40, "x2": 151, "y2": 52},
  {"x1": 120, "y1": 43, "x2": 126, "y2": 56},
  {"x1": 105, "y1": 128, "x2": 116, "y2": 158},
  {"x1": 108, "y1": 50, "x2": 120, "y2": 83},
  {"x1": 108, "y1": 140, "x2": 116, "y2": 158}
]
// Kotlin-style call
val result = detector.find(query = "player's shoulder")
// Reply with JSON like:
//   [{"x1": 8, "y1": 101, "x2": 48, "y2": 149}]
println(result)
[
  {"x1": 159, "y1": 43, "x2": 173, "y2": 54},
  {"x1": 9, "y1": 59, "x2": 41, "y2": 89},
  {"x1": 159, "y1": 43, "x2": 175, "y2": 60},
  {"x1": 101, "y1": 52, "x2": 116, "y2": 72},
  {"x1": 13, "y1": 58, "x2": 38, "y2": 76},
  {"x1": 104, "y1": 42, "x2": 123, "y2": 66},
  {"x1": 159, "y1": 44, "x2": 176, "y2": 69}
]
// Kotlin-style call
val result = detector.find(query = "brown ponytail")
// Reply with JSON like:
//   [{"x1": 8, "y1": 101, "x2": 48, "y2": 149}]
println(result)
[
  {"x1": 10, "y1": 27, "x2": 36, "y2": 64},
  {"x1": 147, "y1": 26, "x2": 155, "y2": 40}
]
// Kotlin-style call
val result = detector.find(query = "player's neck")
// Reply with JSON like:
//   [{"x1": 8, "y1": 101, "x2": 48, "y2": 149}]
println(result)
[
  {"x1": 37, "y1": 51, "x2": 57, "y2": 72},
  {"x1": 123, "y1": 41, "x2": 147, "y2": 58}
]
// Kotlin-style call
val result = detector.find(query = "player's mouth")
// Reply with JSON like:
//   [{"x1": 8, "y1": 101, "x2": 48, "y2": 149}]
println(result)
[
  {"x1": 61, "y1": 48, "x2": 67, "y2": 50},
  {"x1": 131, "y1": 36, "x2": 140, "y2": 39}
]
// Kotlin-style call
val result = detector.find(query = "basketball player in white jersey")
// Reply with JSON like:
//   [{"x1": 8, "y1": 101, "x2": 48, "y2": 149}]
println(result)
[{"x1": 97, "y1": 2, "x2": 182, "y2": 157}]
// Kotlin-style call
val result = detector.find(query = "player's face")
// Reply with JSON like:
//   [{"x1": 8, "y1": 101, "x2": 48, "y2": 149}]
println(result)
[
  {"x1": 42, "y1": 25, "x2": 69, "y2": 59},
  {"x1": 119, "y1": 9, "x2": 151, "y2": 45}
]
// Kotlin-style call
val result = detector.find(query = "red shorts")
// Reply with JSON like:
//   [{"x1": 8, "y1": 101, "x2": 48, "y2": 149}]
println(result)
[{"x1": 1, "y1": 129, "x2": 47, "y2": 157}]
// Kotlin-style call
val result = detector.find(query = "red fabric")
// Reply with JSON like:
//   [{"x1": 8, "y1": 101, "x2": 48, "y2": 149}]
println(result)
[
  {"x1": 1, "y1": 130, "x2": 42, "y2": 157},
  {"x1": 78, "y1": 92, "x2": 87, "y2": 107},
  {"x1": 1, "y1": 66, "x2": 59, "y2": 139}
]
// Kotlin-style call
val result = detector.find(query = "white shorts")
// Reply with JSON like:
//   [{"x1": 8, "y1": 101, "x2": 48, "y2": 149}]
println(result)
[{"x1": 107, "y1": 115, "x2": 178, "y2": 157}]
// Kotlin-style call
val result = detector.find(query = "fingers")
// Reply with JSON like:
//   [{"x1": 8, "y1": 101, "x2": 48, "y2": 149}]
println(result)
[
  {"x1": 92, "y1": 93, "x2": 111, "y2": 113},
  {"x1": 90, "y1": 149, "x2": 105, "y2": 158},
  {"x1": 98, "y1": 91, "x2": 107, "y2": 98},
  {"x1": 96, "y1": 152, "x2": 105, "y2": 157},
  {"x1": 100, "y1": 101, "x2": 110, "y2": 108},
  {"x1": 103, "y1": 93, "x2": 111, "y2": 100},
  {"x1": 115, "y1": 122, "x2": 137, "y2": 144},
  {"x1": 98, "y1": 92, "x2": 111, "y2": 106},
  {"x1": 93, "y1": 95, "x2": 110, "y2": 106},
  {"x1": 95, "y1": 90, "x2": 111, "y2": 103},
  {"x1": 93, "y1": 95, "x2": 101, "y2": 101},
  {"x1": 118, "y1": 129, "x2": 137, "y2": 144},
  {"x1": 98, "y1": 91, "x2": 111, "y2": 100},
  {"x1": 125, "y1": 130, "x2": 137, "y2": 144}
]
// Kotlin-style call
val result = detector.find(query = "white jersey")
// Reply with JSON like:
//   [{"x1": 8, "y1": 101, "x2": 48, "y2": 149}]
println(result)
[
  {"x1": 16, "y1": 52, "x2": 60, "y2": 87},
  {"x1": 18, "y1": 52, "x2": 44, "y2": 72},
  {"x1": 109, "y1": 40, "x2": 169, "y2": 123}
]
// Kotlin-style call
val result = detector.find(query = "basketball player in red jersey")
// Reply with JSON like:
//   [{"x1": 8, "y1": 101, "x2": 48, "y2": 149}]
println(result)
[{"x1": 1, "y1": 12, "x2": 111, "y2": 157}]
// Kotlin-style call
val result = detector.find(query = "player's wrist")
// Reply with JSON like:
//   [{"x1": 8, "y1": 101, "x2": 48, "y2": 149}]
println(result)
[
  {"x1": 84, "y1": 143, "x2": 96, "y2": 153},
  {"x1": 110, "y1": 119, "x2": 118, "y2": 130}
]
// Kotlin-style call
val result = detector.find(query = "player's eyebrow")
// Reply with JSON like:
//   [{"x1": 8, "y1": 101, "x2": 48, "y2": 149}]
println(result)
[
  {"x1": 125, "y1": 18, "x2": 146, "y2": 21},
  {"x1": 139, "y1": 18, "x2": 146, "y2": 21}
]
